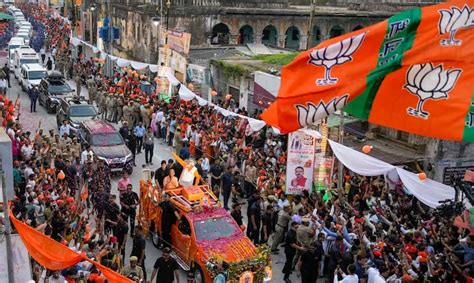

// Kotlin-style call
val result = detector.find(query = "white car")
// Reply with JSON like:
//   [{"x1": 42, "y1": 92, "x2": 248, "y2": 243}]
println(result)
[
  {"x1": 19, "y1": 64, "x2": 48, "y2": 91},
  {"x1": 15, "y1": 31, "x2": 30, "y2": 45},
  {"x1": 13, "y1": 47, "x2": 40, "y2": 79},
  {"x1": 7, "y1": 37, "x2": 25, "y2": 70}
]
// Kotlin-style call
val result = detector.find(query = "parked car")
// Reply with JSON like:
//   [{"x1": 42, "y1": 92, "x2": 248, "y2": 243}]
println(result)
[
  {"x1": 77, "y1": 120, "x2": 133, "y2": 174},
  {"x1": 56, "y1": 96, "x2": 98, "y2": 133},
  {"x1": 38, "y1": 71, "x2": 75, "y2": 113}
]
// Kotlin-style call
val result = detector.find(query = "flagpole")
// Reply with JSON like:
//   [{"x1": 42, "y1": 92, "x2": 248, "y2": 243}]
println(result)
[{"x1": 338, "y1": 111, "x2": 344, "y2": 190}]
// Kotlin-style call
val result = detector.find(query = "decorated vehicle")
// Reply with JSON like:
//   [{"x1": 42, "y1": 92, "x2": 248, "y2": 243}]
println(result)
[{"x1": 139, "y1": 170, "x2": 272, "y2": 283}]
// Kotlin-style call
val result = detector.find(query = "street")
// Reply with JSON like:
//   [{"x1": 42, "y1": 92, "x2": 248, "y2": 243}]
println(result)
[{"x1": 1, "y1": 54, "x2": 293, "y2": 283}]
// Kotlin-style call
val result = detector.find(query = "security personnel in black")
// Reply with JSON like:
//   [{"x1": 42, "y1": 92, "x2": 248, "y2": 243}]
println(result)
[
  {"x1": 159, "y1": 193, "x2": 180, "y2": 248},
  {"x1": 120, "y1": 183, "x2": 139, "y2": 236},
  {"x1": 104, "y1": 194, "x2": 121, "y2": 234}
]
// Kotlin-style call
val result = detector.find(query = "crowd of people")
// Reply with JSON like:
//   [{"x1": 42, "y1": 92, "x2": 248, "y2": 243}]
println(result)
[{"x1": 3, "y1": 3, "x2": 474, "y2": 283}]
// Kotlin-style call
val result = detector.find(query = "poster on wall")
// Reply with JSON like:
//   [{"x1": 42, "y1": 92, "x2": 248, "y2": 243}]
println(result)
[
  {"x1": 313, "y1": 156, "x2": 334, "y2": 192},
  {"x1": 286, "y1": 130, "x2": 316, "y2": 195}
]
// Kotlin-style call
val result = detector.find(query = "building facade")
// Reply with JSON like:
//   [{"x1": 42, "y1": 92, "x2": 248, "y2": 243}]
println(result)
[{"x1": 109, "y1": 0, "x2": 441, "y2": 63}]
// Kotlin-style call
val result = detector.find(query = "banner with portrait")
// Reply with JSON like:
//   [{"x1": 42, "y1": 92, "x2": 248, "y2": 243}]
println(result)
[
  {"x1": 285, "y1": 130, "x2": 316, "y2": 195},
  {"x1": 313, "y1": 155, "x2": 334, "y2": 192}
]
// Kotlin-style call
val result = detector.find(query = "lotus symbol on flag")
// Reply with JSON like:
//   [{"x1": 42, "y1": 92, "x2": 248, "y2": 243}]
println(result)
[
  {"x1": 295, "y1": 95, "x2": 349, "y2": 127},
  {"x1": 404, "y1": 63, "x2": 462, "y2": 120},
  {"x1": 309, "y1": 33, "x2": 366, "y2": 86},
  {"x1": 438, "y1": 5, "x2": 474, "y2": 46}
]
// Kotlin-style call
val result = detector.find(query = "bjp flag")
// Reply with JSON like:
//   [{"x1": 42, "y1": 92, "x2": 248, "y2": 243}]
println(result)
[{"x1": 261, "y1": 0, "x2": 474, "y2": 142}]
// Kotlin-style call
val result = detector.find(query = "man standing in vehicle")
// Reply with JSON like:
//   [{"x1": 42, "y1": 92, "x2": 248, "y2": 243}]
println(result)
[{"x1": 159, "y1": 193, "x2": 180, "y2": 248}]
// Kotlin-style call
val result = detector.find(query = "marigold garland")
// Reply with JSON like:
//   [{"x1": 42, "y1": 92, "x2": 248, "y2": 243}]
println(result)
[{"x1": 206, "y1": 245, "x2": 271, "y2": 282}]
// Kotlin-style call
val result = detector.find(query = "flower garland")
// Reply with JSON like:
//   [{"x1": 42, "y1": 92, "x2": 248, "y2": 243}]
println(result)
[{"x1": 206, "y1": 245, "x2": 271, "y2": 282}]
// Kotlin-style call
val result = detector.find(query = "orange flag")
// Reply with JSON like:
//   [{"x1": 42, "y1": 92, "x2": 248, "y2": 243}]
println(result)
[
  {"x1": 9, "y1": 205, "x2": 133, "y2": 282},
  {"x1": 261, "y1": 0, "x2": 474, "y2": 142}
]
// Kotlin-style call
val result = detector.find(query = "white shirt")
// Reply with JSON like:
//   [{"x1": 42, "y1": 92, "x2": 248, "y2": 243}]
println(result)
[
  {"x1": 48, "y1": 274, "x2": 65, "y2": 283},
  {"x1": 155, "y1": 111, "x2": 163, "y2": 123},
  {"x1": 202, "y1": 157, "x2": 210, "y2": 171},
  {"x1": 368, "y1": 267, "x2": 386, "y2": 283},
  {"x1": 21, "y1": 144, "x2": 34, "y2": 159},
  {"x1": 334, "y1": 274, "x2": 359, "y2": 283},
  {"x1": 59, "y1": 124, "x2": 71, "y2": 137},
  {"x1": 80, "y1": 149, "x2": 93, "y2": 165}
]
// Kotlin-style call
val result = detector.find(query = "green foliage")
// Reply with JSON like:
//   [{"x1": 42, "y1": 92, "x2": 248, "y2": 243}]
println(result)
[
  {"x1": 252, "y1": 53, "x2": 299, "y2": 66},
  {"x1": 210, "y1": 59, "x2": 248, "y2": 78}
]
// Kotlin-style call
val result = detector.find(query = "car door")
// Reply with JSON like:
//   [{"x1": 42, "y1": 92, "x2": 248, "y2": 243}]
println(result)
[
  {"x1": 171, "y1": 216, "x2": 192, "y2": 263},
  {"x1": 39, "y1": 81, "x2": 47, "y2": 104}
]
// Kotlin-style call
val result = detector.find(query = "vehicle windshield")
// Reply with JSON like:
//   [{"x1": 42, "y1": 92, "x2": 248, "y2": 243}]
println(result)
[
  {"x1": 19, "y1": 58, "x2": 39, "y2": 65},
  {"x1": 28, "y1": 70, "x2": 47, "y2": 80},
  {"x1": 91, "y1": 133, "x2": 123, "y2": 146},
  {"x1": 194, "y1": 216, "x2": 239, "y2": 241},
  {"x1": 9, "y1": 45, "x2": 20, "y2": 52},
  {"x1": 69, "y1": 106, "x2": 97, "y2": 117},
  {"x1": 48, "y1": 82, "x2": 72, "y2": 94}
]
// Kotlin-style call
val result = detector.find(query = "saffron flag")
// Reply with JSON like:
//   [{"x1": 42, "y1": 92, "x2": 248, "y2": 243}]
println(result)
[
  {"x1": 261, "y1": 0, "x2": 474, "y2": 142},
  {"x1": 9, "y1": 205, "x2": 133, "y2": 282}
]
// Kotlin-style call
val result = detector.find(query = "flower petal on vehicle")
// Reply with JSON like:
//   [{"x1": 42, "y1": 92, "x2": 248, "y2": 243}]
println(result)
[
  {"x1": 323, "y1": 41, "x2": 343, "y2": 60},
  {"x1": 345, "y1": 32, "x2": 366, "y2": 56},
  {"x1": 440, "y1": 69, "x2": 461, "y2": 92},
  {"x1": 446, "y1": 7, "x2": 461, "y2": 32},
  {"x1": 420, "y1": 66, "x2": 442, "y2": 92},
  {"x1": 407, "y1": 64, "x2": 422, "y2": 86},
  {"x1": 432, "y1": 91, "x2": 448, "y2": 99},
  {"x1": 439, "y1": 10, "x2": 452, "y2": 34},
  {"x1": 295, "y1": 105, "x2": 309, "y2": 127},
  {"x1": 414, "y1": 63, "x2": 433, "y2": 88}
]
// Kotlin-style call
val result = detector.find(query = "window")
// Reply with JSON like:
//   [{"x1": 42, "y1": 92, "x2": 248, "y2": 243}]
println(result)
[
  {"x1": 193, "y1": 216, "x2": 239, "y2": 241},
  {"x1": 91, "y1": 133, "x2": 124, "y2": 146},
  {"x1": 178, "y1": 216, "x2": 191, "y2": 235},
  {"x1": 28, "y1": 70, "x2": 47, "y2": 80},
  {"x1": 20, "y1": 58, "x2": 39, "y2": 65},
  {"x1": 69, "y1": 106, "x2": 97, "y2": 117},
  {"x1": 48, "y1": 83, "x2": 72, "y2": 94}
]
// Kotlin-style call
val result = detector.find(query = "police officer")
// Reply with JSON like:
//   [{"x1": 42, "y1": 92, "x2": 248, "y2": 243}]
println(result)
[
  {"x1": 87, "y1": 76, "x2": 97, "y2": 104},
  {"x1": 132, "y1": 100, "x2": 141, "y2": 127},
  {"x1": 271, "y1": 203, "x2": 292, "y2": 253},
  {"x1": 123, "y1": 101, "x2": 133, "y2": 127},
  {"x1": 102, "y1": 93, "x2": 110, "y2": 120},
  {"x1": 75, "y1": 74, "x2": 82, "y2": 97},
  {"x1": 141, "y1": 104, "x2": 151, "y2": 129},
  {"x1": 107, "y1": 94, "x2": 117, "y2": 122},
  {"x1": 116, "y1": 95, "x2": 124, "y2": 123}
]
